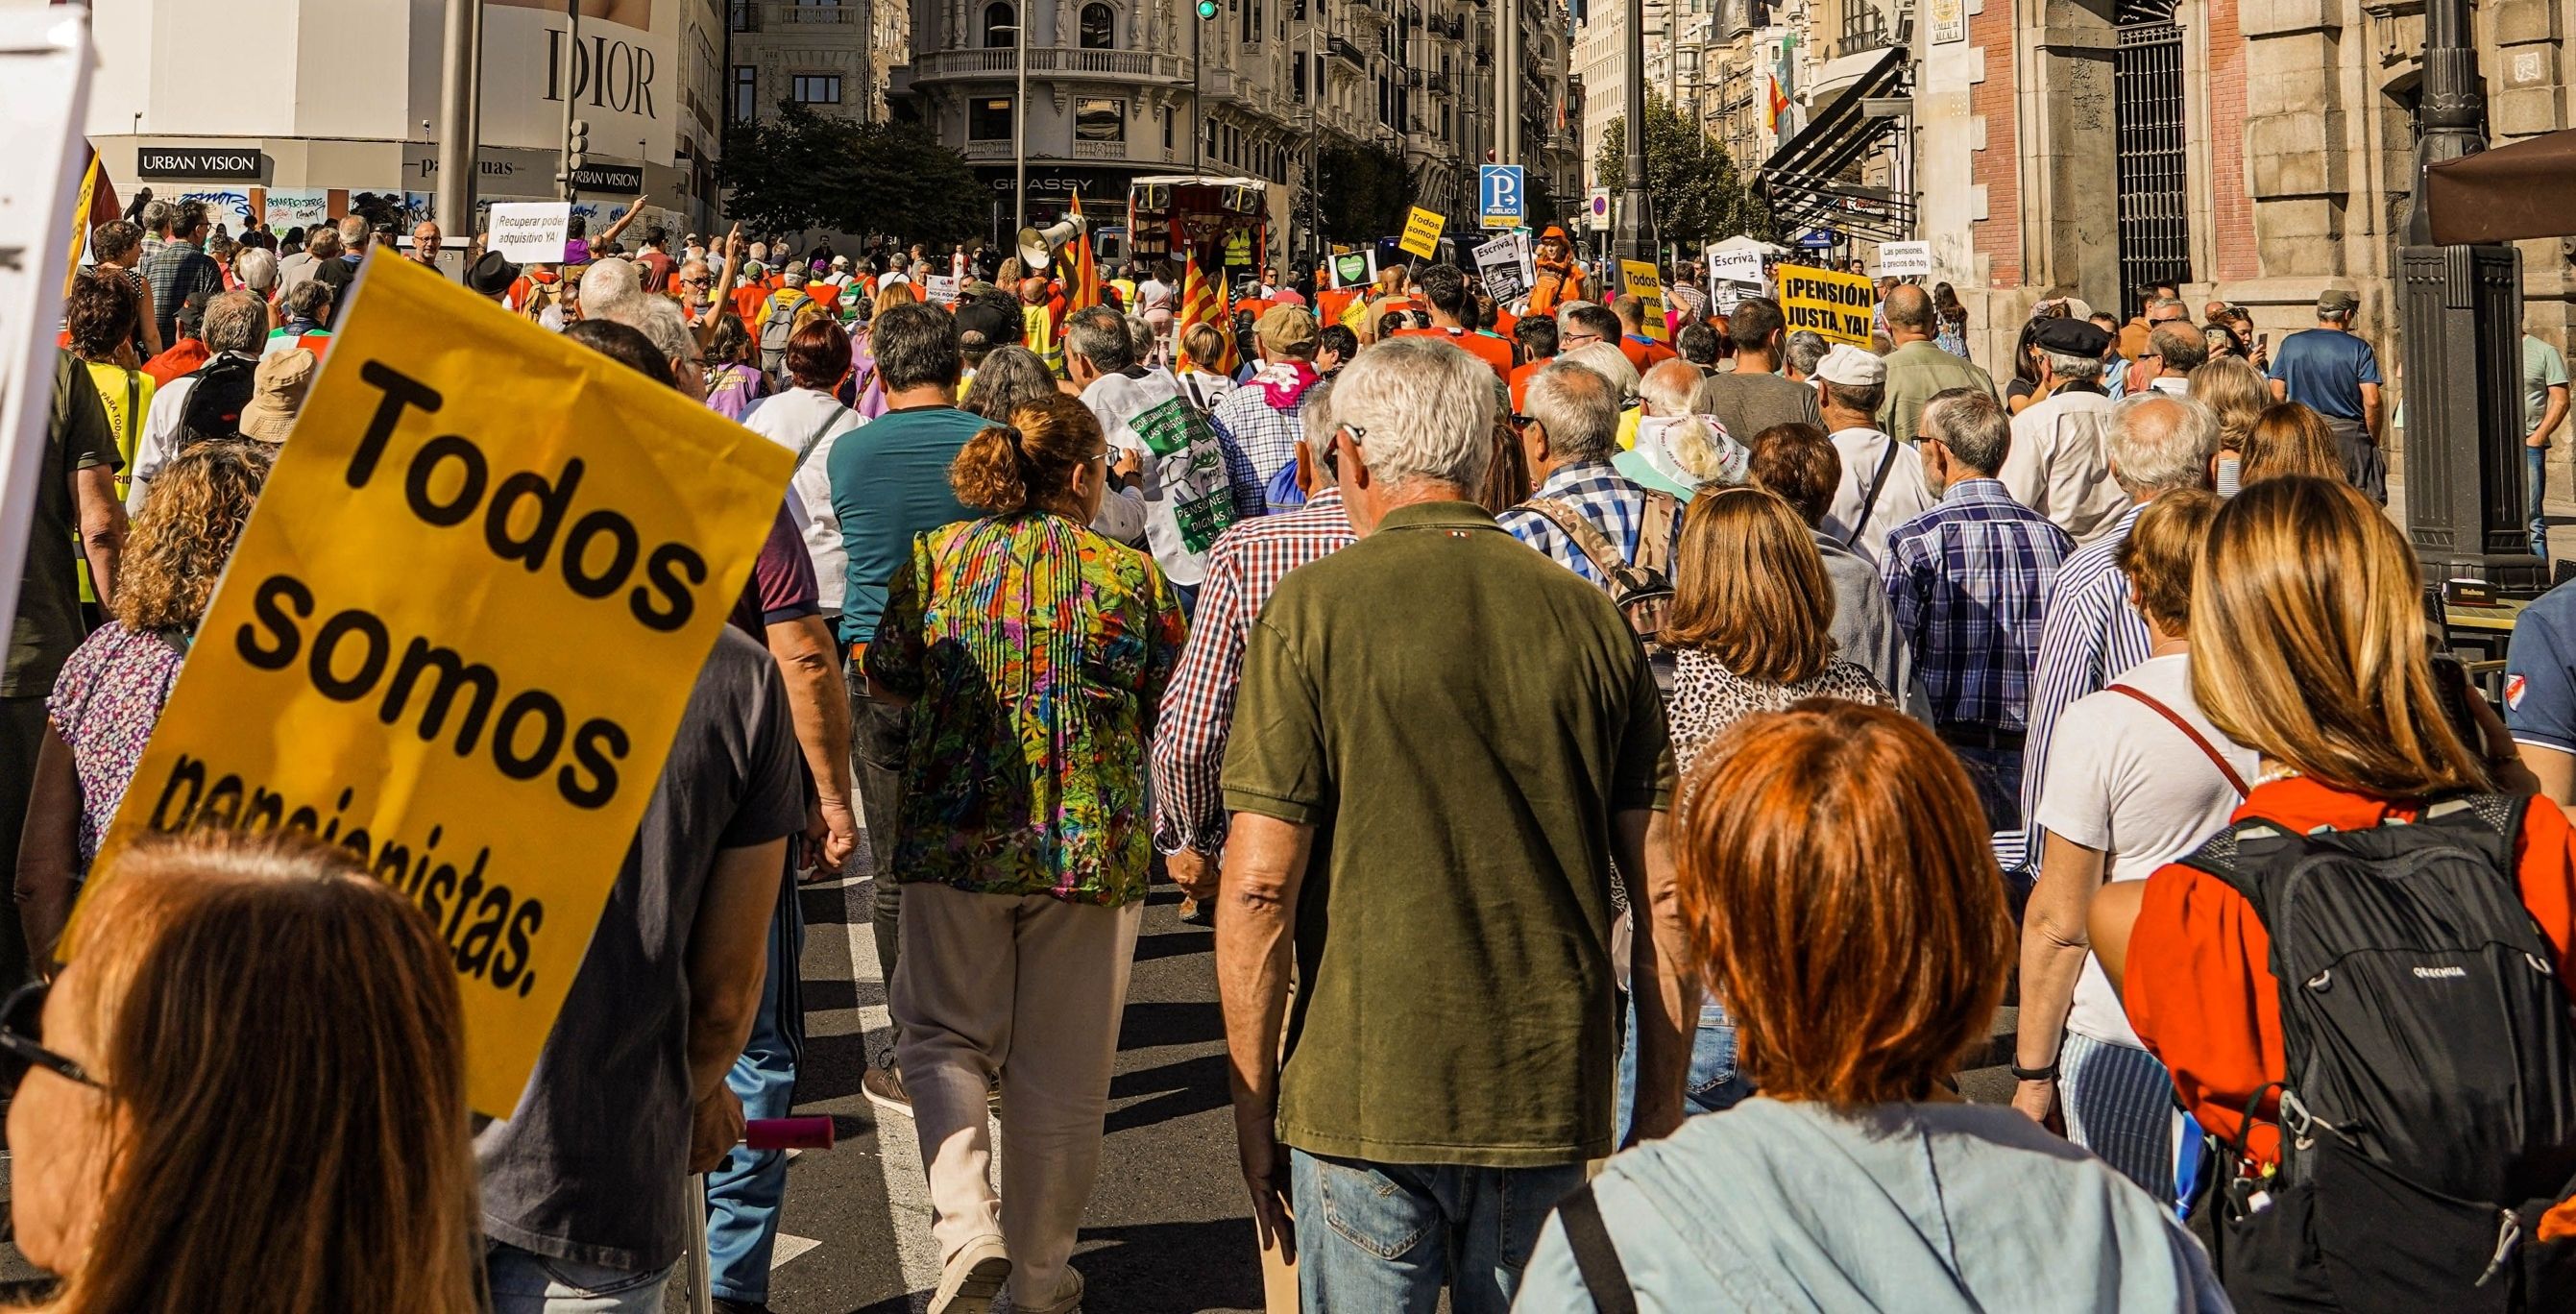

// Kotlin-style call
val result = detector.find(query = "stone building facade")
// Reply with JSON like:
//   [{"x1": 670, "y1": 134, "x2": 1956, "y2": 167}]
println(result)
[{"x1": 1898, "y1": 0, "x2": 2575, "y2": 474}]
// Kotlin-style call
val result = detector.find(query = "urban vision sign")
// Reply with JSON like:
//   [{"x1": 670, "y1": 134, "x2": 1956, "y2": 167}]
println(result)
[{"x1": 136, "y1": 147, "x2": 264, "y2": 180}]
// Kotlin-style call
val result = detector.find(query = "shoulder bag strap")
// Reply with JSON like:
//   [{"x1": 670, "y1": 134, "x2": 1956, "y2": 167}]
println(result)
[
  {"x1": 2107, "y1": 684, "x2": 2251, "y2": 797},
  {"x1": 793, "y1": 403, "x2": 850, "y2": 472},
  {"x1": 1633, "y1": 491, "x2": 1680, "y2": 576},
  {"x1": 1844, "y1": 438, "x2": 1902, "y2": 548},
  {"x1": 1523, "y1": 497, "x2": 1629, "y2": 584},
  {"x1": 1554, "y1": 1180, "x2": 1640, "y2": 1314}
]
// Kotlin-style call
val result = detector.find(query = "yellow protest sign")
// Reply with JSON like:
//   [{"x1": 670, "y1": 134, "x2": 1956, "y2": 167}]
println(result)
[
  {"x1": 1776, "y1": 263, "x2": 1879, "y2": 347},
  {"x1": 1399, "y1": 206, "x2": 1445, "y2": 260},
  {"x1": 79, "y1": 251, "x2": 791, "y2": 1116},
  {"x1": 1619, "y1": 260, "x2": 1669, "y2": 344}
]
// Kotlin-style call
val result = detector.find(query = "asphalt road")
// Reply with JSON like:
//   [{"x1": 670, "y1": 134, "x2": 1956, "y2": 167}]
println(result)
[
  {"x1": 754, "y1": 869, "x2": 1268, "y2": 1314},
  {"x1": 0, "y1": 862, "x2": 2017, "y2": 1314}
]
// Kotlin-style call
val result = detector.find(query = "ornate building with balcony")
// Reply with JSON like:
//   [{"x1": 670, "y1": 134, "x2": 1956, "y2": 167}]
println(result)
[
  {"x1": 893, "y1": 0, "x2": 1568, "y2": 258},
  {"x1": 730, "y1": 0, "x2": 878, "y2": 130}
]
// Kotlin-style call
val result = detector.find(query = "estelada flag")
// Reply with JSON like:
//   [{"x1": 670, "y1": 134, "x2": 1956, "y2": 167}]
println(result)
[{"x1": 1067, "y1": 191, "x2": 1102, "y2": 313}]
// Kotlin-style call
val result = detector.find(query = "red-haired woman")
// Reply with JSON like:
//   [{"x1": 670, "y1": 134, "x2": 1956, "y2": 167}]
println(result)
[{"x1": 1518, "y1": 702, "x2": 2224, "y2": 1311}]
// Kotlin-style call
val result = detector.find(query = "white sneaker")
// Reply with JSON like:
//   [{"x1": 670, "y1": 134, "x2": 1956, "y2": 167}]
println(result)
[
  {"x1": 1016, "y1": 1265, "x2": 1084, "y2": 1314},
  {"x1": 928, "y1": 1234, "x2": 1010, "y2": 1314}
]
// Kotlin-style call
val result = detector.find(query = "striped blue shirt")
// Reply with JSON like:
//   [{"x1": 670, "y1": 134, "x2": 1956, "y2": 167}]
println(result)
[
  {"x1": 1499, "y1": 460, "x2": 1676, "y2": 587},
  {"x1": 2019, "y1": 500, "x2": 2155, "y2": 849},
  {"x1": 1878, "y1": 477, "x2": 2076, "y2": 734}
]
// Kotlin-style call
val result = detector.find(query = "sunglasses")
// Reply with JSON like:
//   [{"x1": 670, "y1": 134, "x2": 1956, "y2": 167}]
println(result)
[{"x1": 0, "y1": 981, "x2": 97, "y2": 1091}]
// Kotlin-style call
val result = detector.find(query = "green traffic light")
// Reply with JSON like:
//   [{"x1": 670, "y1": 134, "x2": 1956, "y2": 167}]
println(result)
[{"x1": 1196, "y1": 0, "x2": 1218, "y2": 17}]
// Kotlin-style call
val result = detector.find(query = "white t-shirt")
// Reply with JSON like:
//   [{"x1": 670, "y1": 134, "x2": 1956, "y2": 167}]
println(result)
[
  {"x1": 2034, "y1": 652, "x2": 2261, "y2": 1048},
  {"x1": 1820, "y1": 426, "x2": 1933, "y2": 566},
  {"x1": 740, "y1": 387, "x2": 866, "y2": 613}
]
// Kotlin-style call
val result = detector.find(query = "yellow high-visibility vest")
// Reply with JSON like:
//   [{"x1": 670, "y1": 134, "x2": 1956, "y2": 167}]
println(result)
[
  {"x1": 1024, "y1": 301, "x2": 1063, "y2": 377},
  {"x1": 1222, "y1": 230, "x2": 1252, "y2": 268}
]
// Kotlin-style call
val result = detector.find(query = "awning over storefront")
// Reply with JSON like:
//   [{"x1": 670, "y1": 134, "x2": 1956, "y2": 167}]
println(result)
[
  {"x1": 2425, "y1": 129, "x2": 2576, "y2": 246},
  {"x1": 1755, "y1": 46, "x2": 1912, "y2": 246}
]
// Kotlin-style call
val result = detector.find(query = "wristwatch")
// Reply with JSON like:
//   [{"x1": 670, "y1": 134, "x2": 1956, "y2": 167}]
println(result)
[{"x1": 2010, "y1": 1061, "x2": 2060, "y2": 1083}]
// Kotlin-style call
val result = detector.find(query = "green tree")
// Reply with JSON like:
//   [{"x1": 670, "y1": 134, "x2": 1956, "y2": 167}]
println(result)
[
  {"x1": 1316, "y1": 140, "x2": 1417, "y2": 244},
  {"x1": 1593, "y1": 97, "x2": 1774, "y2": 250},
  {"x1": 716, "y1": 103, "x2": 984, "y2": 245}
]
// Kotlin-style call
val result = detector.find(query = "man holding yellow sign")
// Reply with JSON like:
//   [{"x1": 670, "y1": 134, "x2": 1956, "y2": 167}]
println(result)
[{"x1": 74, "y1": 252, "x2": 806, "y2": 1302}]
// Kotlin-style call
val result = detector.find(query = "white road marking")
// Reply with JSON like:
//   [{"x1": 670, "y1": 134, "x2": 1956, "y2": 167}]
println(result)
[
  {"x1": 771, "y1": 1233, "x2": 821, "y2": 1270},
  {"x1": 830, "y1": 864, "x2": 1007, "y2": 1311}
]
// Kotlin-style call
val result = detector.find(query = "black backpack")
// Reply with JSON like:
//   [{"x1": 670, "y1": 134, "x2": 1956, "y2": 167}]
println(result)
[
  {"x1": 178, "y1": 353, "x2": 259, "y2": 445},
  {"x1": 2179, "y1": 793, "x2": 2576, "y2": 1313}
]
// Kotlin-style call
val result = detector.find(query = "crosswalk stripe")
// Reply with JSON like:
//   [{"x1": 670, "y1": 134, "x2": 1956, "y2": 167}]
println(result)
[{"x1": 829, "y1": 874, "x2": 945, "y2": 1310}]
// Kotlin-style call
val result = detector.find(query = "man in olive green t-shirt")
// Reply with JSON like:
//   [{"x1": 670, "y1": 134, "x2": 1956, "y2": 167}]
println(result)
[
  {"x1": 1877, "y1": 282, "x2": 1997, "y2": 445},
  {"x1": 1213, "y1": 337, "x2": 1692, "y2": 1313}
]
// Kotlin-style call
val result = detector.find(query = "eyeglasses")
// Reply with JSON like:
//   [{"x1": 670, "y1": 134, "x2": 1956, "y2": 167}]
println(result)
[
  {"x1": 2137, "y1": 352, "x2": 2163, "y2": 361},
  {"x1": 1563, "y1": 331, "x2": 1603, "y2": 346},
  {"x1": 1509, "y1": 413, "x2": 1534, "y2": 430},
  {"x1": 0, "y1": 981, "x2": 98, "y2": 1092},
  {"x1": 2148, "y1": 314, "x2": 2185, "y2": 326}
]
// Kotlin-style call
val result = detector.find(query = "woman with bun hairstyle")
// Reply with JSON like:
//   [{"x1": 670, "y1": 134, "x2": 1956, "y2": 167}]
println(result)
[{"x1": 863, "y1": 393, "x2": 1185, "y2": 1314}]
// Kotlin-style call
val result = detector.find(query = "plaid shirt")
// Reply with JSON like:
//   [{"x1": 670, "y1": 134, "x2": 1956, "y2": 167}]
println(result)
[
  {"x1": 1208, "y1": 362, "x2": 1317, "y2": 493},
  {"x1": 1497, "y1": 460, "x2": 1676, "y2": 587},
  {"x1": 1150, "y1": 487, "x2": 1358, "y2": 856},
  {"x1": 143, "y1": 239, "x2": 223, "y2": 351},
  {"x1": 1878, "y1": 477, "x2": 2076, "y2": 733},
  {"x1": 2018, "y1": 499, "x2": 2155, "y2": 846}
]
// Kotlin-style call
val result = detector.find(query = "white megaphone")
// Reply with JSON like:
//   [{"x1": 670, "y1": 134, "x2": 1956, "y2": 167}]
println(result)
[{"x1": 1018, "y1": 216, "x2": 1084, "y2": 270}]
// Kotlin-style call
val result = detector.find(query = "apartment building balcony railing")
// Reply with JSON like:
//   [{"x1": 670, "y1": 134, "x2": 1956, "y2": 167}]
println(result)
[
  {"x1": 732, "y1": 0, "x2": 863, "y2": 31},
  {"x1": 910, "y1": 46, "x2": 1189, "y2": 83}
]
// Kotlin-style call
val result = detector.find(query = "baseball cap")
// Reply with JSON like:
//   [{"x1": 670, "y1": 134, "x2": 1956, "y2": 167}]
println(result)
[
  {"x1": 2318, "y1": 287, "x2": 2360, "y2": 315},
  {"x1": 1254, "y1": 304, "x2": 1318, "y2": 353},
  {"x1": 954, "y1": 299, "x2": 1021, "y2": 349},
  {"x1": 1812, "y1": 343, "x2": 1885, "y2": 387}
]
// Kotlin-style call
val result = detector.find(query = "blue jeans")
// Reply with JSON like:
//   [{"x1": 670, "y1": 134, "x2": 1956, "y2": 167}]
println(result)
[
  {"x1": 704, "y1": 864, "x2": 809, "y2": 1302},
  {"x1": 1615, "y1": 997, "x2": 1752, "y2": 1144},
  {"x1": 1947, "y1": 742, "x2": 2025, "y2": 838},
  {"x1": 1289, "y1": 1151, "x2": 1587, "y2": 1314},
  {"x1": 2531, "y1": 443, "x2": 2551, "y2": 558},
  {"x1": 485, "y1": 1242, "x2": 674, "y2": 1314}
]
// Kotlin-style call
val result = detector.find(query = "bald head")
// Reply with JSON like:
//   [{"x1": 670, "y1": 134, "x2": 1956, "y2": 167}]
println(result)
[
  {"x1": 1883, "y1": 283, "x2": 1934, "y2": 335},
  {"x1": 1640, "y1": 358, "x2": 1703, "y2": 417},
  {"x1": 2107, "y1": 390, "x2": 2219, "y2": 497},
  {"x1": 1018, "y1": 277, "x2": 1047, "y2": 304}
]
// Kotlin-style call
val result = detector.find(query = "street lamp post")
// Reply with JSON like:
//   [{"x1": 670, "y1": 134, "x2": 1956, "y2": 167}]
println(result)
[
  {"x1": 2398, "y1": 0, "x2": 2538, "y2": 584},
  {"x1": 1616, "y1": 0, "x2": 1656, "y2": 280},
  {"x1": 433, "y1": 0, "x2": 481, "y2": 275},
  {"x1": 1015, "y1": 10, "x2": 1029, "y2": 240}
]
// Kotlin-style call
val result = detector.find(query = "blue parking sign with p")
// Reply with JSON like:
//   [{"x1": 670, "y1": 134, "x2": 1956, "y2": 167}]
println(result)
[{"x1": 1479, "y1": 165, "x2": 1524, "y2": 230}]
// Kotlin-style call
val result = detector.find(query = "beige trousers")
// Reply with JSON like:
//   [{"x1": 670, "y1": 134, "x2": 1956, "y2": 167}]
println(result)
[{"x1": 890, "y1": 882, "x2": 1143, "y2": 1302}]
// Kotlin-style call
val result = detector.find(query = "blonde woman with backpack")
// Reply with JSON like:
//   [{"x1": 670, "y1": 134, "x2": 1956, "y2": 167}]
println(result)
[{"x1": 2091, "y1": 475, "x2": 2576, "y2": 1311}]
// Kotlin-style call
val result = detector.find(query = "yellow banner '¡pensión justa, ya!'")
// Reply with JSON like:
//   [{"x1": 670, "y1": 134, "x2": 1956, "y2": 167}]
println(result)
[
  {"x1": 72, "y1": 250, "x2": 792, "y2": 1117},
  {"x1": 1775, "y1": 262, "x2": 1879, "y2": 348}
]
